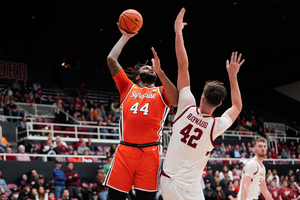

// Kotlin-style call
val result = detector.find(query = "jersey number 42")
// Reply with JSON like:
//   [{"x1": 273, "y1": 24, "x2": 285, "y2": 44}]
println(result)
[{"x1": 180, "y1": 124, "x2": 203, "y2": 149}]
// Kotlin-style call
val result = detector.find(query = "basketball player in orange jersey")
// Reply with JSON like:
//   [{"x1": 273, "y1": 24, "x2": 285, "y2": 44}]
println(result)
[
  {"x1": 104, "y1": 23, "x2": 178, "y2": 200},
  {"x1": 161, "y1": 8, "x2": 244, "y2": 200}
]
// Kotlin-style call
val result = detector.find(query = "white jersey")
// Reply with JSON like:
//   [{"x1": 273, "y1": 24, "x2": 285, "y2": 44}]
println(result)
[
  {"x1": 237, "y1": 157, "x2": 266, "y2": 200},
  {"x1": 163, "y1": 86, "x2": 232, "y2": 192}
]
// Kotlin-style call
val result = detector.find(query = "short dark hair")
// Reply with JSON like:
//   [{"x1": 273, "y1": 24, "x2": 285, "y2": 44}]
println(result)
[{"x1": 203, "y1": 81, "x2": 227, "y2": 107}]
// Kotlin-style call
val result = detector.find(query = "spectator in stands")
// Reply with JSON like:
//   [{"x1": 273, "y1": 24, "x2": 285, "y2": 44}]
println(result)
[
  {"x1": 110, "y1": 144, "x2": 117, "y2": 156},
  {"x1": 219, "y1": 143, "x2": 226, "y2": 153},
  {"x1": 110, "y1": 100, "x2": 121, "y2": 119},
  {"x1": 231, "y1": 167, "x2": 240, "y2": 181},
  {"x1": 87, "y1": 138, "x2": 97, "y2": 151},
  {"x1": 203, "y1": 179, "x2": 217, "y2": 200},
  {"x1": 95, "y1": 165, "x2": 108, "y2": 200},
  {"x1": 8, "y1": 188, "x2": 20, "y2": 200},
  {"x1": 62, "y1": 189, "x2": 70, "y2": 200},
  {"x1": 105, "y1": 119, "x2": 119, "y2": 139},
  {"x1": 31, "y1": 149, "x2": 43, "y2": 161},
  {"x1": 233, "y1": 179, "x2": 240, "y2": 194},
  {"x1": 219, "y1": 165, "x2": 233, "y2": 181},
  {"x1": 20, "y1": 79, "x2": 28, "y2": 94},
  {"x1": 88, "y1": 99, "x2": 95, "y2": 110},
  {"x1": 16, "y1": 145, "x2": 30, "y2": 161},
  {"x1": 269, "y1": 180, "x2": 280, "y2": 200},
  {"x1": 239, "y1": 153, "x2": 248, "y2": 164},
  {"x1": 97, "y1": 120, "x2": 109, "y2": 139},
  {"x1": 0, "y1": 169, "x2": 9, "y2": 192},
  {"x1": 53, "y1": 98, "x2": 63, "y2": 110},
  {"x1": 54, "y1": 141, "x2": 69, "y2": 155},
  {"x1": 251, "y1": 116, "x2": 258, "y2": 131},
  {"x1": 215, "y1": 184, "x2": 226, "y2": 200},
  {"x1": 19, "y1": 183, "x2": 34, "y2": 200},
  {"x1": 29, "y1": 169, "x2": 38, "y2": 186},
  {"x1": 225, "y1": 181, "x2": 237, "y2": 200},
  {"x1": 281, "y1": 148, "x2": 291, "y2": 159},
  {"x1": 68, "y1": 150, "x2": 82, "y2": 163},
  {"x1": 19, "y1": 174, "x2": 30, "y2": 190},
  {"x1": 73, "y1": 97, "x2": 82, "y2": 111},
  {"x1": 289, "y1": 141, "x2": 296, "y2": 155},
  {"x1": 28, "y1": 90, "x2": 35, "y2": 103},
  {"x1": 35, "y1": 185, "x2": 48, "y2": 200},
  {"x1": 0, "y1": 135, "x2": 11, "y2": 151},
  {"x1": 103, "y1": 155, "x2": 112, "y2": 174},
  {"x1": 76, "y1": 83, "x2": 86, "y2": 97},
  {"x1": 205, "y1": 166, "x2": 217, "y2": 190},
  {"x1": 35, "y1": 89, "x2": 43, "y2": 104},
  {"x1": 280, "y1": 180, "x2": 292, "y2": 200},
  {"x1": 270, "y1": 147, "x2": 279, "y2": 159},
  {"x1": 82, "y1": 150, "x2": 94, "y2": 163},
  {"x1": 53, "y1": 136, "x2": 67, "y2": 148},
  {"x1": 43, "y1": 139, "x2": 56, "y2": 157},
  {"x1": 2, "y1": 85, "x2": 13, "y2": 99},
  {"x1": 267, "y1": 169, "x2": 280, "y2": 186},
  {"x1": 48, "y1": 192, "x2": 55, "y2": 200},
  {"x1": 53, "y1": 160, "x2": 66, "y2": 199},
  {"x1": 219, "y1": 169, "x2": 231, "y2": 193},
  {"x1": 64, "y1": 162, "x2": 82, "y2": 199},
  {"x1": 33, "y1": 81, "x2": 41, "y2": 93},
  {"x1": 99, "y1": 104, "x2": 107, "y2": 120},
  {"x1": 230, "y1": 144, "x2": 242, "y2": 158},
  {"x1": 13, "y1": 90, "x2": 21, "y2": 102},
  {"x1": 6, "y1": 99, "x2": 20, "y2": 122},
  {"x1": 214, "y1": 170, "x2": 221, "y2": 185},
  {"x1": 77, "y1": 141, "x2": 91, "y2": 155},
  {"x1": 19, "y1": 115, "x2": 28, "y2": 130},
  {"x1": 32, "y1": 174, "x2": 49, "y2": 196},
  {"x1": 33, "y1": 116, "x2": 48, "y2": 136}
]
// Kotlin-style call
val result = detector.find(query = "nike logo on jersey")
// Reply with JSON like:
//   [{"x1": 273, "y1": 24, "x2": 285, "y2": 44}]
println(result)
[
  {"x1": 130, "y1": 91, "x2": 156, "y2": 100},
  {"x1": 152, "y1": 148, "x2": 157, "y2": 151}
]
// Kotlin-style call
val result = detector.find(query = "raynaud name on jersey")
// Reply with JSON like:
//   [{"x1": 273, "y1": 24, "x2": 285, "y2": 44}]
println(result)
[
  {"x1": 130, "y1": 91, "x2": 156, "y2": 100},
  {"x1": 186, "y1": 113, "x2": 208, "y2": 129}
]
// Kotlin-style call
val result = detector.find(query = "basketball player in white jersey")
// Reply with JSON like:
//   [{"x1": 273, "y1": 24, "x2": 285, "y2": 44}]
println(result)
[
  {"x1": 161, "y1": 8, "x2": 244, "y2": 200},
  {"x1": 237, "y1": 138, "x2": 273, "y2": 200}
]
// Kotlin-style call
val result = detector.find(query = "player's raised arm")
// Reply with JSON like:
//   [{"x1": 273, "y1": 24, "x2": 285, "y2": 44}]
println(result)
[
  {"x1": 175, "y1": 8, "x2": 189, "y2": 93},
  {"x1": 223, "y1": 52, "x2": 244, "y2": 122},
  {"x1": 107, "y1": 24, "x2": 137, "y2": 76},
  {"x1": 151, "y1": 47, "x2": 178, "y2": 107}
]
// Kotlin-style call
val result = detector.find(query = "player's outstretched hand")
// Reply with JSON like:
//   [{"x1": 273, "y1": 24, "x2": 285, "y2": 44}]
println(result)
[
  {"x1": 151, "y1": 47, "x2": 162, "y2": 74},
  {"x1": 174, "y1": 8, "x2": 187, "y2": 34},
  {"x1": 226, "y1": 52, "x2": 245, "y2": 77},
  {"x1": 117, "y1": 22, "x2": 137, "y2": 39}
]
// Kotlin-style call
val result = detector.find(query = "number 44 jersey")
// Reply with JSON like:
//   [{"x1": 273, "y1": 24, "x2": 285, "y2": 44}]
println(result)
[
  {"x1": 113, "y1": 68, "x2": 171, "y2": 144},
  {"x1": 163, "y1": 86, "x2": 232, "y2": 192}
]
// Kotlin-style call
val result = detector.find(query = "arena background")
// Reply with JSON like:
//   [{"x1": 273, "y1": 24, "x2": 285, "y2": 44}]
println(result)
[{"x1": 0, "y1": 0, "x2": 300, "y2": 191}]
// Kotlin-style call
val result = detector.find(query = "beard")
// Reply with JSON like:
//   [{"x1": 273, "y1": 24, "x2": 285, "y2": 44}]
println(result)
[{"x1": 139, "y1": 72, "x2": 158, "y2": 84}]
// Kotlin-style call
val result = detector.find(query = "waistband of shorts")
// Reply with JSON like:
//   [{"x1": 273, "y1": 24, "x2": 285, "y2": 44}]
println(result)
[
  {"x1": 120, "y1": 141, "x2": 160, "y2": 148},
  {"x1": 161, "y1": 171, "x2": 170, "y2": 178}
]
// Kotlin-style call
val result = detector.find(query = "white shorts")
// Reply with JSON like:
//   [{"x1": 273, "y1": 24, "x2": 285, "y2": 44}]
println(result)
[{"x1": 160, "y1": 175, "x2": 204, "y2": 200}]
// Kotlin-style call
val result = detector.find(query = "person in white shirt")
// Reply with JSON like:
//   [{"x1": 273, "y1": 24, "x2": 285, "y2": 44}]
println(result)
[
  {"x1": 161, "y1": 8, "x2": 244, "y2": 200},
  {"x1": 237, "y1": 138, "x2": 272, "y2": 200}
]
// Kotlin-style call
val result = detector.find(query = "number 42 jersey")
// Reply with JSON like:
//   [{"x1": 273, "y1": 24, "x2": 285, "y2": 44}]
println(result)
[{"x1": 163, "y1": 86, "x2": 232, "y2": 192}]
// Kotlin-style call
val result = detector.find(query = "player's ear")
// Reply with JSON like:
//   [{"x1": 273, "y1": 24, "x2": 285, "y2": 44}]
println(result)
[
  {"x1": 135, "y1": 75, "x2": 140, "y2": 81},
  {"x1": 200, "y1": 95, "x2": 205, "y2": 103},
  {"x1": 217, "y1": 101, "x2": 222, "y2": 107}
]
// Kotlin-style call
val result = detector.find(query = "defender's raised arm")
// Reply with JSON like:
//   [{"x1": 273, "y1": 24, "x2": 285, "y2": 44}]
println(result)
[{"x1": 174, "y1": 8, "x2": 189, "y2": 93}]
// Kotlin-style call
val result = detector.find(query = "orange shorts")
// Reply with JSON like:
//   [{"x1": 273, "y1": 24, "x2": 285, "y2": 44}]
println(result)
[{"x1": 105, "y1": 144, "x2": 160, "y2": 193}]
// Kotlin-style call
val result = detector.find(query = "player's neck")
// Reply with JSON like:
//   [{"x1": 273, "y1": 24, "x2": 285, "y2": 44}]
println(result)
[
  {"x1": 137, "y1": 81, "x2": 155, "y2": 88},
  {"x1": 255, "y1": 155, "x2": 264, "y2": 165},
  {"x1": 199, "y1": 104, "x2": 214, "y2": 116}
]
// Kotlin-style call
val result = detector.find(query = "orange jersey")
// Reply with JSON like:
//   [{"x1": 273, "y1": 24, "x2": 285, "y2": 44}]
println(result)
[{"x1": 113, "y1": 69, "x2": 171, "y2": 144}]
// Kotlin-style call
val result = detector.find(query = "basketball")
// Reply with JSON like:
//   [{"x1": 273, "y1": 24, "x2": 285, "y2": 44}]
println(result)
[{"x1": 118, "y1": 9, "x2": 143, "y2": 34}]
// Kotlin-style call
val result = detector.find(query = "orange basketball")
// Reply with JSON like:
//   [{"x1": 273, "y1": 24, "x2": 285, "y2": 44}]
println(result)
[{"x1": 118, "y1": 9, "x2": 143, "y2": 34}]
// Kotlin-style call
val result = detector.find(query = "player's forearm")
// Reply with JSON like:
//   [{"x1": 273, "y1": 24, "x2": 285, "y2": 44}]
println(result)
[
  {"x1": 175, "y1": 32, "x2": 188, "y2": 71},
  {"x1": 229, "y1": 75, "x2": 242, "y2": 115},
  {"x1": 262, "y1": 189, "x2": 273, "y2": 200},
  {"x1": 156, "y1": 70, "x2": 178, "y2": 107},
  {"x1": 107, "y1": 35, "x2": 130, "y2": 76}
]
